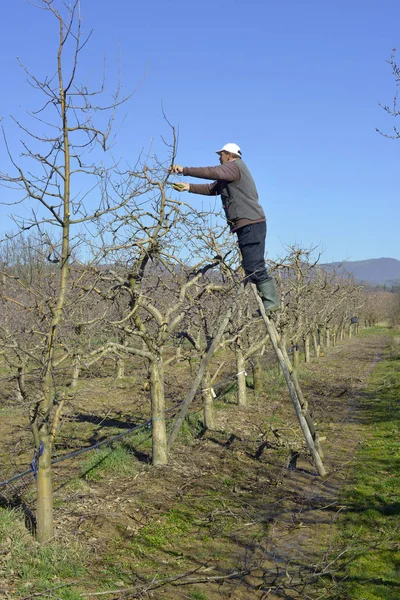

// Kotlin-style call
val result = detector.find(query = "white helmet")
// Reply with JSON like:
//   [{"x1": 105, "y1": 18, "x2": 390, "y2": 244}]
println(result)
[{"x1": 216, "y1": 142, "x2": 242, "y2": 156}]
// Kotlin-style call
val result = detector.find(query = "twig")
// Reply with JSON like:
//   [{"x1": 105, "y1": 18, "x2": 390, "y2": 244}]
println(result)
[
  {"x1": 81, "y1": 568, "x2": 250, "y2": 597},
  {"x1": 20, "y1": 582, "x2": 75, "y2": 599}
]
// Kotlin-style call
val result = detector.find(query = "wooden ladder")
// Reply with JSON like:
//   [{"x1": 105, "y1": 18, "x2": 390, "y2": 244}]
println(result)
[{"x1": 251, "y1": 284, "x2": 327, "y2": 477}]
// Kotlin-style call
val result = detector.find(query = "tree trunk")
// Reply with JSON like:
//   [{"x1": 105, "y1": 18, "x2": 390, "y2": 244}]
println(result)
[
  {"x1": 252, "y1": 357, "x2": 263, "y2": 394},
  {"x1": 70, "y1": 356, "x2": 81, "y2": 388},
  {"x1": 202, "y1": 370, "x2": 215, "y2": 430},
  {"x1": 332, "y1": 330, "x2": 337, "y2": 347},
  {"x1": 168, "y1": 305, "x2": 233, "y2": 450},
  {"x1": 36, "y1": 427, "x2": 54, "y2": 543},
  {"x1": 304, "y1": 335, "x2": 310, "y2": 363},
  {"x1": 312, "y1": 332, "x2": 321, "y2": 358},
  {"x1": 236, "y1": 346, "x2": 247, "y2": 406},
  {"x1": 150, "y1": 356, "x2": 167, "y2": 465},
  {"x1": 293, "y1": 343, "x2": 300, "y2": 369},
  {"x1": 319, "y1": 328, "x2": 325, "y2": 351},
  {"x1": 326, "y1": 328, "x2": 331, "y2": 349},
  {"x1": 116, "y1": 356, "x2": 125, "y2": 379},
  {"x1": 34, "y1": 371, "x2": 55, "y2": 543}
]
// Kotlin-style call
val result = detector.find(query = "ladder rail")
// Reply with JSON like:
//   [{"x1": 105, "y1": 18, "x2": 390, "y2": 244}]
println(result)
[{"x1": 251, "y1": 284, "x2": 327, "y2": 477}]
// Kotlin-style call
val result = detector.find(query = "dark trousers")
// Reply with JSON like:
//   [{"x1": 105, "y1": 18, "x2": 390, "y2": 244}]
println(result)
[{"x1": 235, "y1": 221, "x2": 270, "y2": 284}]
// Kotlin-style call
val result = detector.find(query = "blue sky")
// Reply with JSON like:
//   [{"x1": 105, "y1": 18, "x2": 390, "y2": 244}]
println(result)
[{"x1": 0, "y1": 0, "x2": 398, "y2": 262}]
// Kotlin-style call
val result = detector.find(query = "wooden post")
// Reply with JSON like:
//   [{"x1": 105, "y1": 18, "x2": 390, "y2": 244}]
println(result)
[
  {"x1": 235, "y1": 345, "x2": 247, "y2": 406},
  {"x1": 167, "y1": 303, "x2": 234, "y2": 451},
  {"x1": 202, "y1": 371, "x2": 215, "y2": 430},
  {"x1": 150, "y1": 355, "x2": 167, "y2": 466}
]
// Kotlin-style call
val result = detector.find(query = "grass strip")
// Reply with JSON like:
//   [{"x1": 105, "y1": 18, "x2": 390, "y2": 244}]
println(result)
[{"x1": 334, "y1": 332, "x2": 400, "y2": 600}]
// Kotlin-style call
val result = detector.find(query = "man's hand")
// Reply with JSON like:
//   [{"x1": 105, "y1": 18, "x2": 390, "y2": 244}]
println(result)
[
  {"x1": 172, "y1": 182, "x2": 190, "y2": 192},
  {"x1": 169, "y1": 164, "x2": 184, "y2": 174}
]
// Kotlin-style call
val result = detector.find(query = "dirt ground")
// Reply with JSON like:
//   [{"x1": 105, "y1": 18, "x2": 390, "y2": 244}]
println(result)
[{"x1": 0, "y1": 331, "x2": 390, "y2": 599}]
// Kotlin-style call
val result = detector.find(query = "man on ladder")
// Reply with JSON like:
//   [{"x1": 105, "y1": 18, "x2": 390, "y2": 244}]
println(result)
[
  {"x1": 170, "y1": 142, "x2": 280, "y2": 313},
  {"x1": 171, "y1": 145, "x2": 327, "y2": 476}
]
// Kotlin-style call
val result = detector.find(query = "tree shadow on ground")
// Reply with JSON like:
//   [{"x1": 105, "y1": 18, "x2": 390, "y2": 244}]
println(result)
[
  {"x1": 0, "y1": 490, "x2": 36, "y2": 534},
  {"x1": 70, "y1": 413, "x2": 142, "y2": 429}
]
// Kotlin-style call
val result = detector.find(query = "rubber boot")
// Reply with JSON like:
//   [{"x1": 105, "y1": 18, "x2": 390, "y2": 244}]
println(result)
[{"x1": 257, "y1": 278, "x2": 280, "y2": 313}]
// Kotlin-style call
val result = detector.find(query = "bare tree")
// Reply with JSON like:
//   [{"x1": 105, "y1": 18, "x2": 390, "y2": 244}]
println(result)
[
  {"x1": 221, "y1": 284, "x2": 269, "y2": 406},
  {"x1": 68, "y1": 148, "x2": 237, "y2": 465},
  {"x1": 377, "y1": 48, "x2": 400, "y2": 139},
  {"x1": 0, "y1": 0, "x2": 136, "y2": 542},
  {"x1": 175, "y1": 286, "x2": 231, "y2": 430}
]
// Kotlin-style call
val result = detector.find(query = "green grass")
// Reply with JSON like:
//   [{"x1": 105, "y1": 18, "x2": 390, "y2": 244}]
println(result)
[
  {"x1": 0, "y1": 405, "x2": 21, "y2": 417},
  {"x1": 190, "y1": 590, "x2": 207, "y2": 600},
  {"x1": 216, "y1": 364, "x2": 285, "y2": 405},
  {"x1": 333, "y1": 335, "x2": 400, "y2": 599},
  {"x1": 359, "y1": 324, "x2": 392, "y2": 337},
  {"x1": 0, "y1": 507, "x2": 86, "y2": 599},
  {"x1": 102, "y1": 488, "x2": 243, "y2": 579},
  {"x1": 80, "y1": 443, "x2": 137, "y2": 481},
  {"x1": 137, "y1": 507, "x2": 193, "y2": 549},
  {"x1": 102, "y1": 505, "x2": 197, "y2": 574},
  {"x1": 179, "y1": 412, "x2": 204, "y2": 444},
  {"x1": 65, "y1": 477, "x2": 92, "y2": 493},
  {"x1": 123, "y1": 426, "x2": 153, "y2": 450}
]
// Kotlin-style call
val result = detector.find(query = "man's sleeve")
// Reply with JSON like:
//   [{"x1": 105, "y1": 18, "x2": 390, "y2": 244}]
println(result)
[
  {"x1": 189, "y1": 181, "x2": 222, "y2": 196},
  {"x1": 183, "y1": 162, "x2": 240, "y2": 182}
]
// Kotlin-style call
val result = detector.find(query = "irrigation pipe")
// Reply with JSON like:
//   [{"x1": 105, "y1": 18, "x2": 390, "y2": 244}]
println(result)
[
  {"x1": 0, "y1": 404, "x2": 180, "y2": 490},
  {"x1": 0, "y1": 361, "x2": 250, "y2": 491}
]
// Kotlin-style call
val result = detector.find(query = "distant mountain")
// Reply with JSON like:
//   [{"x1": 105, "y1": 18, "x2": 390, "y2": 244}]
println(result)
[{"x1": 322, "y1": 258, "x2": 400, "y2": 287}]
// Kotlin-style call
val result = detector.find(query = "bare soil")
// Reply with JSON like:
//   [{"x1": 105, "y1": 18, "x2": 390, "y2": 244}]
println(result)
[{"x1": 0, "y1": 331, "x2": 389, "y2": 599}]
